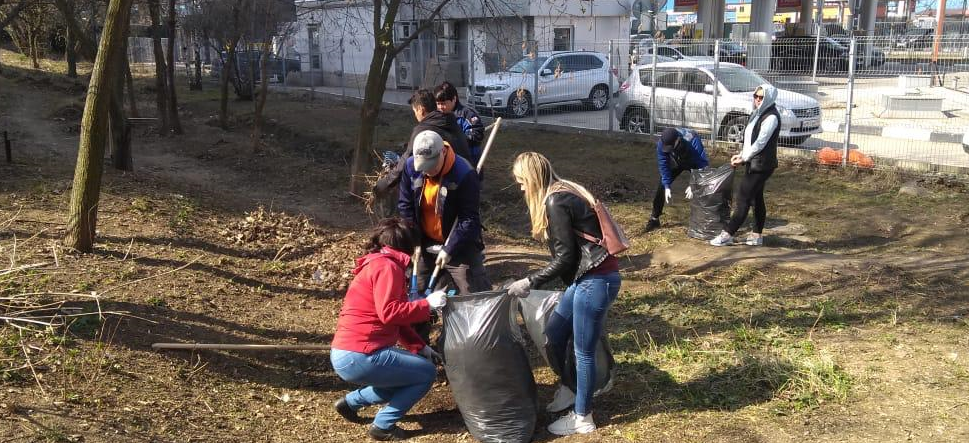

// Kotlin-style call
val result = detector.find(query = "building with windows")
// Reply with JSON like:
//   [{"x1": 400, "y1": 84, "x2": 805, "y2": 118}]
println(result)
[{"x1": 291, "y1": 1, "x2": 632, "y2": 90}]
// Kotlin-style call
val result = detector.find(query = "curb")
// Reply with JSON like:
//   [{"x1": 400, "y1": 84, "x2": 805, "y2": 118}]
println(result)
[{"x1": 821, "y1": 120, "x2": 964, "y2": 144}]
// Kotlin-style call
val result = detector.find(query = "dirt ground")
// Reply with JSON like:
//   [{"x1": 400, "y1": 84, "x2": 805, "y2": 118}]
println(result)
[{"x1": 1, "y1": 50, "x2": 968, "y2": 442}]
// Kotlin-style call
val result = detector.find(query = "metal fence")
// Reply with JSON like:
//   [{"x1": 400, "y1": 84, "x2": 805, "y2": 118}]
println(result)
[
  {"x1": 461, "y1": 36, "x2": 969, "y2": 176},
  {"x1": 282, "y1": 34, "x2": 969, "y2": 177}
]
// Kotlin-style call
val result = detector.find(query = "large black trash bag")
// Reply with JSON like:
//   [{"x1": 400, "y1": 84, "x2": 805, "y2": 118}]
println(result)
[
  {"x1": 442, "y1": 291, "x2": 537, "y2": 443},
  {"x1": 688, "y1": 165, "x2": 734, "y2": 240},
  {"x1": 518, "y1": 290, "x2": 615, "y2": 396}
]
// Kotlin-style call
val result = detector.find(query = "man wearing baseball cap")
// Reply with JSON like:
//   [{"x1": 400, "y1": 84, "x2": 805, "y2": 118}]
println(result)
[
  {"x1": 645, "y1": 127, "x2": 709, "y2": 232},
  {"x1": 398, "y1": 130, "x2": 490, "y2": 295}
]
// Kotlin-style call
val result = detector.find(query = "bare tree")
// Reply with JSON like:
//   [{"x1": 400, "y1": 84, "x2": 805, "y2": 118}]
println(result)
[
  {"x1": 165, "y1": 0, "x2": 183, "y2": 134},
  {"x1": 65, "y1": 0, "x2": 134, "y2": 253},
  {"x1": 4, "y1": 1, "x2": 56, "y2": 69},
  {"x1": 147, "y1": 0, "x2": 171, "y2": 133}
]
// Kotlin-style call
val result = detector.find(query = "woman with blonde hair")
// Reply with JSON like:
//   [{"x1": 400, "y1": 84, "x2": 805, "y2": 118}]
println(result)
[{"x1": 506, "y1": 152, "x2": 621, "y2": 436}]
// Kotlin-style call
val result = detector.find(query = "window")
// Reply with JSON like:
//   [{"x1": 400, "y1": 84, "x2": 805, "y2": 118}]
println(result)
[
  {"x1": 657, "y1": 47, "x2": 679, "y2": 58},
  {"x1": 307, "y1": 25, "x2": 319, "y2": 53},
  {"x1": 638, "y1": 68, "x2": 652, "y2": 86},
  {"x1": 580, "y1": 55, "x2": 604, "y2": 70},
  {"x1": 311, "y1": 55, "x2": 321, "y2": 70},
  {"x1": 682, "y1": 70, "x2": 712, "y2": 93},
  {"x1": 553, "y1": 27, "x2": 573, "y2": 51},
  {"x1": 654, "y1": 69, "x2": 680, "y2": 89}
]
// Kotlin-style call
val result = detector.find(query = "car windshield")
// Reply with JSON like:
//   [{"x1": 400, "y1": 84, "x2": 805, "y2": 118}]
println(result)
[
  {"x1": 508, "y1": 56, "x2": 548, "y2": 73},
  {"x1": 904, "y1": 29, "x2": 928, "y2": 36},
  {"x1": 716, "y1": 67, "x2": 768, "y2": 92},
  {"x1": 721, "y1": 41, "x2": 744, "y2": 52}
]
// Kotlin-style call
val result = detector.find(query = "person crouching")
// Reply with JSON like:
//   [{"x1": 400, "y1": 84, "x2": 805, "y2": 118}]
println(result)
[{"x1": 329, "y1": 217, "x2": 447, "y2": 441}]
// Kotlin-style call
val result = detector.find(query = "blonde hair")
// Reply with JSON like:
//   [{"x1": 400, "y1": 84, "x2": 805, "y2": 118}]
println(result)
[{"x1": 512, "y1": 152, "x2": 597, "y2": 240}]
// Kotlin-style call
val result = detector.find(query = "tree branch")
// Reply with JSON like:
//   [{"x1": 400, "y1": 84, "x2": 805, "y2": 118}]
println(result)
[
  {"x1": 52, "y1": 0, "x2": 97, "y2": 61},
  {"x1": 0, "y1": 0, "x2": 30, "y2": 29},
  {"x1": 388, "y1": 0, "x2": 455, "y2": 58}
]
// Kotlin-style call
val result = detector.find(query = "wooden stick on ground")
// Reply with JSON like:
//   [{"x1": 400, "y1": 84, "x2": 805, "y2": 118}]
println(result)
[{"x1": 152, "y1": 343, "x2": 331, "y2": 351}]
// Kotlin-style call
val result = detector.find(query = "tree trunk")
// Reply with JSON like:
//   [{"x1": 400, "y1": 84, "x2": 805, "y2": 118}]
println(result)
[
  {"x1": 28, "y1": 29, "x2": 39, "y2": 69},
  {"x1": 351, "y1": 48, "x2": 395, "y2": 194},
  {"x1": 125, "y1": 57, "x2": 139, "y2": 117},
  {"x1": 65, "y1": 22, "x2": 78, "y2": 78},
  {"x1": 191, "y1": 41, "x2": 202, "y2": 90},
  {"x1": 53, "y1": 0, "x2": 96, "y2": 61},
  {"x1": 219, "y1": 40, "x2": 237, "y2": 130},
  {"x1": 165, "y1": 0, "x2": 183, "y2": 134},
  {"x1": 65, "y1": 0, "x2": 133, "y2": 253},
  {"x1": 252, "y1": 38, "x2": 272, "y2": 152},
  {"x1": 147, "y1": 0, "x2": 169, "y2": 133}
]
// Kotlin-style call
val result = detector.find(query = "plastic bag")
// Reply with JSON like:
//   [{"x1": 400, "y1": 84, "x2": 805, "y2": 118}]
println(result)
[
  {"x1": 442, "y1": 291, "x2": 537, "y2": 443},
  {"x1": 518, "y1": 290, "x2": 615, "y2": 396},
  {"x1": 688, "y1": 165, "x2": 734, "y2": 240}
]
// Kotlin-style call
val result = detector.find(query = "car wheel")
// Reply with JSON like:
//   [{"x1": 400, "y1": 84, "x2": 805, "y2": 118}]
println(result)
[
  {"x1": 586, "y1": 85, "x2": 609, "y2": 111},
  {"x1": 623, "y1": 108, "x2": 649, "y2": 134},
  {"x1": 507, "y1": 90, "x2": 531, "y2": 119},
  {"x1": 721, "y1": 115, "x2": 748, "y2": 144},
  {"x1": 781, "y1": 135, "x2": 810, "y2": 145}
]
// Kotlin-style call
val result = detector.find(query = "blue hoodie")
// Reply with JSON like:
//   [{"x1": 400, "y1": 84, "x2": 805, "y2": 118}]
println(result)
[{"x1": 656, "y1": 128, "x2": 709, "y2": 189}]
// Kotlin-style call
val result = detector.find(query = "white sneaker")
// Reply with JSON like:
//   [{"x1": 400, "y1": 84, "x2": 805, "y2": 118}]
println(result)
[
  {"x1": 546, "y1": 384, "x2": 576, "y2": 412},
  {"x1": 709, "y1": 231, "x2": 734, "y2": 246},
  {"x1": 548, "y1": 411, "x2": 596, "y2": 436},
  {"x1": 745, "y1": 235, "x2": 764, "y2": 246}
]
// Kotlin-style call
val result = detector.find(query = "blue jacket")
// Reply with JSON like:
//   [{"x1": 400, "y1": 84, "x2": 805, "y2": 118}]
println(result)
[
  {"x1": 453, "y1": 102, "x2": 485, "y2": 167},
  {"x1": 398, "y1": 153, "x2": 483, "y2": 256},
  {"x1": 657, "y1": 128, "x2": 709, "y2": 189}
]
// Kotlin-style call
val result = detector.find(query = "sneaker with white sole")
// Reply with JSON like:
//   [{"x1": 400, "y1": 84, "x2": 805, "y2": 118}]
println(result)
[
  {"x1": 745, "y1": 235, "x2": 764, "y2": 246},
  {"x1": 709, "y1": 231, "x2": 734, "y2": 246},
  {"x1": 548, "y1": 411, "x2": 596, "y2": 436},
  {"x1": 546, "y1": 384, "x2": 576, "y2": 412}
]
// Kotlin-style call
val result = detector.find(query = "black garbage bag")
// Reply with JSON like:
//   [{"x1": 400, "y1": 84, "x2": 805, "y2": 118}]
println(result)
[
  {"x1": 688, "y1": 165, "x2": 734, "y2": 240},
  {"x1": 518, "y1": 290, "x2": 615, "y2": 396},
  {"x1": 442, "y1": 291, "x2": 537, "y2": 443}
]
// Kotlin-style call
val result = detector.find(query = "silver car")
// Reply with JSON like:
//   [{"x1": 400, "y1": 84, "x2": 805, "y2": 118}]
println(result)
[
  {"x1": 469, "y1": 51, "x2": 614, "y2": 118},
  {"x1": 615, "y1": 60, "x2": 822, "y2": 145}
]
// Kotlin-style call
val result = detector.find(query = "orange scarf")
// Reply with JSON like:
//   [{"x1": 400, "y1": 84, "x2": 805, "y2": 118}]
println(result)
[{"x1": 420, "y1": 144, "x2": 456, "y2": 242}]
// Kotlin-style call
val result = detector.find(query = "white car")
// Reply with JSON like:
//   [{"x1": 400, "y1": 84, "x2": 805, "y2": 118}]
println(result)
[
  {"x1": 469, "y1": 51, "x2": 614, "y2": 118},
  {"x1": 614, "y1": 60, "x2": 822, "y2": 145},
  {"x1": 631, "y1": 42, "x2": 714, "y2": 65}
]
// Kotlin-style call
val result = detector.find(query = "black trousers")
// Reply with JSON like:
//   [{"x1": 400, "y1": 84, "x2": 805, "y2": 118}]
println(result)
[
  {"x1": 650, "y1": 167, "x2": 688, "y2": 219},
  {"x1": 415, "y1": 247, "x2": 491, "y2": 295},
  {"x1": 725, "y1": 169, "x2": 774, "y2": 235}
]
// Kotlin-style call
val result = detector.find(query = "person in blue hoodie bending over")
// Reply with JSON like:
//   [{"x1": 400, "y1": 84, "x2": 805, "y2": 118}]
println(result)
[{"x1": 644, "y1": 127, "x2": 710, "y2": 232}]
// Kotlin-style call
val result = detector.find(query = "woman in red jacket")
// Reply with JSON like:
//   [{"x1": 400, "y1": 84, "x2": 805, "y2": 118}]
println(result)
[{"x1": 330, "y1": 218, "x2": 447, "y2": 441}]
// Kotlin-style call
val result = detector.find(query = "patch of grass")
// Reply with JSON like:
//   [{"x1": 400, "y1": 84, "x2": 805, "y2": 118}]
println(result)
[
  {"x1": 131, "y1": 197, "x2": 153, "y2": 213},
  {"x1": 168, "y1": 196, "x2": 199, "y2": 234}
]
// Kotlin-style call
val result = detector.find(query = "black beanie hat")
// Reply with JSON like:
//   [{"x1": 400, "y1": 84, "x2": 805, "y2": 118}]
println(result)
[{"x1": 660, "y1": 128, "x2": 680, "y2": 152}]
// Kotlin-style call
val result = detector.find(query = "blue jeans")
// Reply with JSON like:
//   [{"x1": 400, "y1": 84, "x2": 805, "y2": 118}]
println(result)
[
  {"x1": 546, "y1": 271, "x2": 621, "y2": 415},
  {"x1": 330, "y1": 347, "x2": 437, "y2": 430}
]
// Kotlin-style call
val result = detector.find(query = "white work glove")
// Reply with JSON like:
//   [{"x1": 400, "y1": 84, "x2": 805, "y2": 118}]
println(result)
[
  {"x1": 685, "y1": 186, "x2": 693, "y2": 200},
  {"x1": 434, "y1": 249, "x2": 450, "y2": 268},
  {"x1": 418, "y1": 346, "x2": 443, "y2": 364},
  {"x1": 507, "y1": 278, "x2": 531, "y2": 298},
  {"x1": 664, "y1": 188, "x2": 672, "y2": 204},
  {"x1": 425, "y1": 290, "x2": 447, "y2": 309}
]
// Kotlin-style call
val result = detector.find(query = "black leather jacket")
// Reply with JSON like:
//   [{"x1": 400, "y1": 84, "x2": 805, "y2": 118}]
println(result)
[{"x1": 528, "y1": 191, "x2": 610, "y2": 288}]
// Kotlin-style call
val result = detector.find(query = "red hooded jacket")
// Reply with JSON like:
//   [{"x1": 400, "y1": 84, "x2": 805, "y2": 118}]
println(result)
[{"x1": 331, "y1": 247, "x2": 430, "y2": 354}]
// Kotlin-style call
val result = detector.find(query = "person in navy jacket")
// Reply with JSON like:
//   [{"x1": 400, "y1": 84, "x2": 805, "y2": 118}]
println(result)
[
  {"x1": 645, "y1": 127, "x2": 709, "y2": 232},
  {"x1": 398, "y1": 130, "x2": 490, "y2": 295}
]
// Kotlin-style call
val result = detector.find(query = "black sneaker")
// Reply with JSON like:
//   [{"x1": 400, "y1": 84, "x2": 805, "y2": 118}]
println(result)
[
  {"x1": 644, "y1": 218, "x2": 661, "y2": 232},
  {"x1": 334, "y1": 397, "x2": 363, "y2": 423},
  {"x1": 368, "y1": 425, "x2": 407, "y2": 441}
]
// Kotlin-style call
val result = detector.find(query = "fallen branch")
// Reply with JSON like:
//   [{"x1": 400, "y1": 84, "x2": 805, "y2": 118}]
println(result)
[
  {"x1": 99, "y1": 255, "x2": 203, "y2": 297},
  {"x1": 0, "y1": 262, "x2": 50, "y2": 277},
  {"x1": 152, "y1": 343, "x2": 331, "y2": 351}
]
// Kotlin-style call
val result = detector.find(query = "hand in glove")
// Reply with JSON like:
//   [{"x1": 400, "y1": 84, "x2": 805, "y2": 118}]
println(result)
[
  {"x1": 685, "y1": 186, "x2": 693, "y2": 200},
  {"x1": 418, "y1": 346, "x2": 443, "y2": 364},
  {"x1": 664, "y1": 188, "x2": 672, "y2": 204},
  {"x1": 434, "y1": 249, "x2": 450, "y2": 268},
  {"x1": 507, "y1": 278, "x2": 531, "y2": 298},
  {"x1": 425, "y1": 290, "x2": 447, "y2": 309}
]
